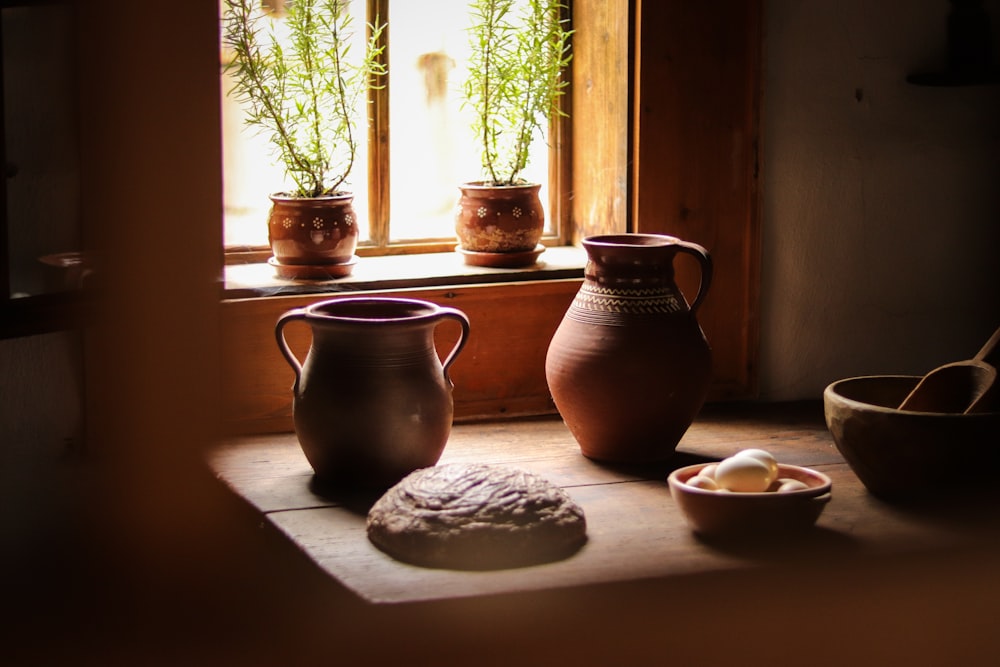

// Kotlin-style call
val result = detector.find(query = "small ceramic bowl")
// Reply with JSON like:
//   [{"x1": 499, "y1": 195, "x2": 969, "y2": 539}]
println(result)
[
  {"x1": 824, "y1": 375, "x2": 1000, "y2": 501},
  {"x1": 667, "y1": 462, "x2": 832, "y2": 538}
]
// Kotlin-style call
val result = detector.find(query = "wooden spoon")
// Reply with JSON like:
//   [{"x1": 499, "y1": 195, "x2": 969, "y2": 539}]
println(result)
[{"x1": 898, "y1": 325, "x2": 1000, "y2": 414}]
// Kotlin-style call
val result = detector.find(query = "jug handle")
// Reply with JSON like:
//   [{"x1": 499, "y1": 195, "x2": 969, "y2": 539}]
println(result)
[
  {"x1": 673, "y1": 240, "x2": 713, "y2": 315},
  {"x1": 275, "y1": 307, "x2": 308, "y2": 389},
  {"x1": 434, "y1": 306, "x2": 472, "y2": 387}
]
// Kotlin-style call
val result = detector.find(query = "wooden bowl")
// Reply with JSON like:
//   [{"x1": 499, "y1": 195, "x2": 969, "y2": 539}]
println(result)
[
  {"x1": 667, "y1": 463, "x2": 831, "y2": 538},
  {"x1": 824, "y1": 375, "x2": 1000, "y2": 501}
]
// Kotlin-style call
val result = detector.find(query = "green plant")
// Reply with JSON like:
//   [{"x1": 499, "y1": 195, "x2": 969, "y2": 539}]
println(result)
[
  {"x1": 465, "y1": 0, "x2": 572, "y2": 186},
  {"x1": 223, "y1": 0, "x2": 385, "y2": 198}
]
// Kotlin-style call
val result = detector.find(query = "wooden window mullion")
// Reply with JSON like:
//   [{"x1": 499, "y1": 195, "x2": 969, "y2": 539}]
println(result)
[{"x1": 367, "y1": 0, "x2": 390, "y2": 249}]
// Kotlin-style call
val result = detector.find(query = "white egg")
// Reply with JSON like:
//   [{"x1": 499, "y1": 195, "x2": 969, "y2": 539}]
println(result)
[
  {"x1": 685, "y1": 474, "x2": 719, "y2": 490},
  {"x1": 776, "y1": 479, "x2": 809, "y2": 493},
  {"x1": 700, "y1": 463, "x2": 719, "y2": 480},
  {"x1": 715, "y1": 455, "x2": 773, "y2": 492},
  {"x1": 733, "y1": 448, "x2": 779, "y2": 482}
]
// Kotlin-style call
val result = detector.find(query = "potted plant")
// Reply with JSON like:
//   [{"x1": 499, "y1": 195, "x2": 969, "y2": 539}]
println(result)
[
  {"x1": 455, "y1": 0, "x2": 572, "y2": 267},
  {"x1": 222, "y1": 0, "x2": 385, "y2": 278}
]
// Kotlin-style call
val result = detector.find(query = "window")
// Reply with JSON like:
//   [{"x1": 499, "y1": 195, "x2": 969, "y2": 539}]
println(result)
[
  {"x1": 63, "y1": 1, "x2": 759, "y2": 436},
  {"x1": 220, "y1": 0, "x2": 564, "y2": 255}
]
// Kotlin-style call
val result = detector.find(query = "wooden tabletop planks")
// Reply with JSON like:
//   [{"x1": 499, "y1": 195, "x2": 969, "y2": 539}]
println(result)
[{"x1": 208, "y1": 403, "x2": 1000, "y2": 605}]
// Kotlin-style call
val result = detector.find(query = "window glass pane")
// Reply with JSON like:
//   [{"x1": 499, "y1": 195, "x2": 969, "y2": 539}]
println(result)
[
  {"x1": 387, "y1": 0, "x2": 550, "y2": 243},
  {"x1": 221, "y1": 0, "x2": 557, "y2": 251},
  {"x1": 220, "y1": 0, "x2": 369, "y2": 248}
]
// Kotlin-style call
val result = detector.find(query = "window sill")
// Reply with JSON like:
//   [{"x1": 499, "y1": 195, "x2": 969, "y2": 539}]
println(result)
[{"x1": 224, "y1": 245, "x2": 586, "y2": 299}]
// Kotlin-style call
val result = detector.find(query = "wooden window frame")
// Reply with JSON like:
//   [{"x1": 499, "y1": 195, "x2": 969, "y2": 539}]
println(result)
[{"x1": 224, "y1": 0, "x2": 575, "y2": 263}]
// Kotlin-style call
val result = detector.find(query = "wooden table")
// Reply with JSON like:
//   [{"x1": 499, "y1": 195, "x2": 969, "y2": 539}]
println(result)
[{"x1": 209, "y1": 402, "x2": 1000, "y2": 607}]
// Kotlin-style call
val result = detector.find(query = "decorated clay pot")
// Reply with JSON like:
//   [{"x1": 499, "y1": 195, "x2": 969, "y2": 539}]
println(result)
[
  {"x1": 275, "y1": 297, "x2": 471, "y2": 490},
  {"x1": 545, "y1": 234, "x2": 713, "y2": 463},
  {"x1": 268, "y1": 193, "x2": 359, "y2": 267},
  {"x1": 454, "y1": 182, "x2": 544, "y2": 266}
]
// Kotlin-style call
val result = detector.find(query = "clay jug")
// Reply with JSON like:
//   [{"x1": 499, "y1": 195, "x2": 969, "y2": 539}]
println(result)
[
  {"x1": 276, "y1": 297, "x2": 471, "y2": 490},
  {"x1": 545, "y1": 234, "x2": 713, "y2": 463}
]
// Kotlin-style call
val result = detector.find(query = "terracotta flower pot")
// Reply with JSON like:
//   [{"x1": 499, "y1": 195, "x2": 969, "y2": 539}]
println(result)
[
  {"x1": 454, "y1": 182, "x2": 544, "y2": 267},
  {"x1": 267, "y1": 193, "x2": 359, "y2": 277}
]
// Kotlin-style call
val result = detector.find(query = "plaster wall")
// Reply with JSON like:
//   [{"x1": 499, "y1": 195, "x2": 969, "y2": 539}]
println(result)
[{"x1": 759, "y1": 0, "x2": 1000, "y2": 399}]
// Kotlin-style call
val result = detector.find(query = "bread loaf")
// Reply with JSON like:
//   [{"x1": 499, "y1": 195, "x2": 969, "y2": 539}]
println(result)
[{"x1": 366, "y1": 463, "x2": 587, "y2": 570}]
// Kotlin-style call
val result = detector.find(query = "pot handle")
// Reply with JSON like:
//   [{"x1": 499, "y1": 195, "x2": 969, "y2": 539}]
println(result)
[
  {"x1": 673, "y1": 240, "x2": 713, "y2": 315},
  {"x1": 275, "y1": 307, "x2": 308, "y2": 389},
  {"x1": 434, "y1": 306, "x2": 472, "y2": 387}
]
